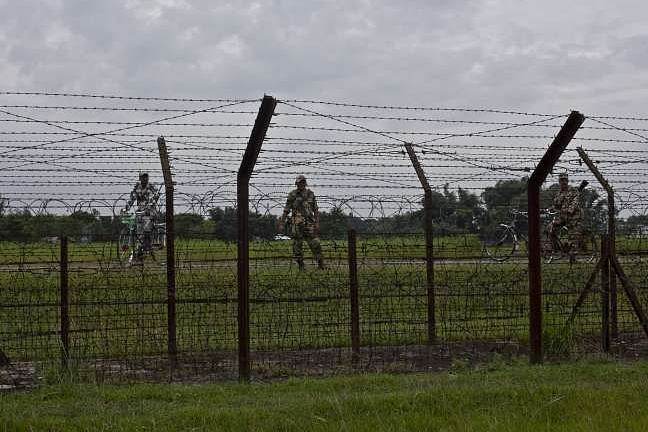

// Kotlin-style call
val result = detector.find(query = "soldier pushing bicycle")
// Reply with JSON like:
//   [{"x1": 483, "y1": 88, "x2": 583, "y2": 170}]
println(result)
[
  {"x1": 120, "y1": 172, "x2": 162, "y2": 265},
  {"x1": 547, "y1": 173, "x2": 588, "y2": 255}
]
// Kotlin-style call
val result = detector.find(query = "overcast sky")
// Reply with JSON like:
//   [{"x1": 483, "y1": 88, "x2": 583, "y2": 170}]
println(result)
[{"x1": 2, "y1": 0, "x2": 648, "y2": 116}]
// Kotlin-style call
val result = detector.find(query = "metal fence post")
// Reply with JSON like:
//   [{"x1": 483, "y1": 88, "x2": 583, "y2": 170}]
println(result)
[
  {"x1": 348, "y1": 228, "x2": 360, "y2": 365},
  {"x1": 60, "y1": 236, "x2": 69, "y2": 369},
  {"x1": 404, "y1": 143, "x2": 436, "y2": 344},
  {"x1": 157, "y1": 136, "x2": 176, "y2": 365},
  {"x1": 237, "y1": 96, "x2": 277, "y2": 382},
  {"x1": 528, "y1": 111, "x2": 585, "y2": 364},
  {"x1": 601, "y1": 234, "x2": 610, "y2": 352},
  {"x1": 576, "y1": 147, "x2": 618, "y2": 338}
]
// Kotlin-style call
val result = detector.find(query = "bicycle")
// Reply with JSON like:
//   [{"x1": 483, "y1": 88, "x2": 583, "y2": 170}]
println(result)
[
  {"x1": 542, "y1": 210, "x2": 599, "y2": 264},
  {"x1": 117, "y1": 211, "x2": 166, "y2": 265},
  {"x1": 481, "y1": 208, "x2": 596, "y2": 263},
  {"x1": 482, "y1": 209, "x2": 529, "y2": 262}
]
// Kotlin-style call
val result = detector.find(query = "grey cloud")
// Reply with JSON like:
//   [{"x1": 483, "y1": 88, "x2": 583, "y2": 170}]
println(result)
[{"x1": 0, "y1": 0, "x2": 647, "y2": 115}]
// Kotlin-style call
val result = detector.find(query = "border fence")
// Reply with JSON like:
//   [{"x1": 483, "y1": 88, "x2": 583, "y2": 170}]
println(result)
[{"x1": 2, "y1": 92, "x2": 648, "y2": 386}]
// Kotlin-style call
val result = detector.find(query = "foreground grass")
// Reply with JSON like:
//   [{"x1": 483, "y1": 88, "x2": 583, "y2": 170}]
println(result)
[{"x1": 2, "y1": 360, "x2": 648, "y2": 431}]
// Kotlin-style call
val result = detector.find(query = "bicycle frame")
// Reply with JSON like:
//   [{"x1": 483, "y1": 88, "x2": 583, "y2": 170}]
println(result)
[{"x1": 118, "y1": 212, "x2": 165, "y2": 264}]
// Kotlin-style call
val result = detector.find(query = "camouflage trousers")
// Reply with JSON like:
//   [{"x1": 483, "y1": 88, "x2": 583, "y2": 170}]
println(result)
[
  {"x1": 291, "y1": 222, "x2": 322, "y2": 262},
  {"x1": 134, "y1": 215, "x2": 154, "y2": 258},
  {"x1": 548, "y1": 215, "x2": 584, "y2": 252}
]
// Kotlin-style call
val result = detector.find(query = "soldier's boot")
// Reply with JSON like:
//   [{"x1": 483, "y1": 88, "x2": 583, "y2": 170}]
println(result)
[
  {"x1": 297, "y1": 259, "x2": 305, "y2": 271},
  {"x1": 131, "y1": 248, "x2": 144, "y2": 266},
  {"x1": 317, "y1": 257, "x2": 326, "y2": 270},
  {"x1": 0, "y1": 349, "x2": 9, "y2": 366}
]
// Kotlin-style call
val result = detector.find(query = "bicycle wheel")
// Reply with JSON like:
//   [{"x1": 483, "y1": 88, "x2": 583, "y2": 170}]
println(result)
[
  {"x1": 584, "y1": 232, "x2": 600, "y2": 263},
  {"x1": 117, "y1": 227, "x2": 134, "y2": 265},
  {"x1": 484, "y1": 225, "x2": 516, "y2": 262},
  {"x1": 544, "y1": 226, "x2": 569, "y2": 264},
  {"x1": 542, "y1": 238, "x2": 554, "y2": 263}
]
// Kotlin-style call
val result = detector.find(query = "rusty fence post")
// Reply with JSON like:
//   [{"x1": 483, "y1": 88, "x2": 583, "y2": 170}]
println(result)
[
  {"x1": 348, "y1": 228, "x2": 360, "y2": 365},
  {"x1": 237, "y1": 96, "x2": 277, "y2": 382},
  {"x1": 600, "y1": 234, "x2": 610, "y2": 352},
  {"x1": 528, "y1": 111, "x2": 585, "y2": 364},
  {"x1": 404, "y1": 143, "x2": 436, "y2": 344},
  {"x1": 60, "y1": 236, "x2": 69, "y2": 369},
  {"x1": 157, "y1": 136, "x2": 177, "y2": 365}
]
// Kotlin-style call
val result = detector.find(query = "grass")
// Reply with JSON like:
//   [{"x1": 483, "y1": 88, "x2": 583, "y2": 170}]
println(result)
[
  {"x1": 2, "y1": 359, "x2": 648, "y2": 431},
  {"x1": 2, "y1": 255, "x2": 644, "y2": 365},
  {"x1": 2, "y1": 235, "x2": 648, "y2": 376},
  {"x1": 0, "y1": 234, "x2": 483, "y2": 265},
  {"x1": 1, "y1": 233, "x2": 645, "y2": 265}
]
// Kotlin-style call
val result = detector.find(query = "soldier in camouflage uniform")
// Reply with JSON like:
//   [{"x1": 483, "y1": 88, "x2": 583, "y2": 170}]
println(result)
[
  {"x1": 123, "y1": 173, "x2": 160, "y2": 262},
  {"x1": 277, "y1": 175, "x2": 325, "y2": 270},
  {"x1": 548, "y1": 173, "x2": 584, "y2": 252}
]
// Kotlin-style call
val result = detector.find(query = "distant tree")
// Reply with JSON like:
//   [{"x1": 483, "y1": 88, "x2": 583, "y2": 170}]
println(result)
[
  {"x1": 175, "y1": 213, "x2": 205, "y2": 238},
  {"x1": 319, "y1": 207, "x2": 348, "y2": 239},
  {"x1": 621, "y1": 214, "x2": 648, "y2": 235},
  {"x1": 209, "y1": 207, "x2": 237, "y2": 241},
  {"x1": 482, "y1": 178, "x2": 528, "y2": 214},
  {"x1": 207, "y1": 206, "x2": 277, "y2": 241},
  {"x1": 0, "y1": 194, "x2": 6, "y2": 217},
  {"x1": 456, "y1": 187, "x2": 481, "y2": 232},
  {"x1": 250, "y1": 211, "x2": 278, "y2": 240}
]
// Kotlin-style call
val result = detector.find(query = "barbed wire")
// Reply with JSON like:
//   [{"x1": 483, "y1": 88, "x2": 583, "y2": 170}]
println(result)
[{"x1": 2, "y1": 92, "x2": 648, "y2": 221}]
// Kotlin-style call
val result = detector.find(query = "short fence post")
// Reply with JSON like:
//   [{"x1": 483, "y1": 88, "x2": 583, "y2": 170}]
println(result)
[
  {"x1": 60, "y1": 236, "x2": 70, "y2": 369},
  {"x1": 157, "y1": 136, "x2": 177, "y2": 366},
  {"x1": 609, "y1": 186, "x2": 618, "y2": 339},
  {"x1": 348, "y1": 228, "x2": 360, "y2": 365},
  {"x1": 601, "y1": 234, "x2": 610, "y2": 352},
  {"x1": 423, "y1": 189, "x2": 435, "y2": 344}
]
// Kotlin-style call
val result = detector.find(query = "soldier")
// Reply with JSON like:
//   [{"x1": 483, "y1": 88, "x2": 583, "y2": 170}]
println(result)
[
  {"x1": 122, "y1": 172, "x2": 160, "y2": 263},
  {"x1": 277, "y1": 175, "x2": 325, "y2": 270},
  {"x1": 548, "y1": 173, "x2": 584, "y2": 252}
]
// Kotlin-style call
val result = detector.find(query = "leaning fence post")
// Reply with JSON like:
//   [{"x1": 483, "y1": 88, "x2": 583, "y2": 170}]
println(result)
[
  {"x1": 157, "y1": 136, "x2": 177, "y2": 366},
  {"x1": 60, "y1": 236, "x2": 70, "y2": 369},
  {"x1": 528, "y1": 111, "x2": 585, "y2": 364},
  {"x1": 404, "y1": 143, "x2": 436, "y2": 344},
  {"x1": 576, "y1": 147, "x2": 618, "y2": 338},
  {"x1": 237, "y1": 96, "x2": 277, "y2": 382},
  {"x1": 348, "y1": 228, "x2": 360, "y2": 365}
]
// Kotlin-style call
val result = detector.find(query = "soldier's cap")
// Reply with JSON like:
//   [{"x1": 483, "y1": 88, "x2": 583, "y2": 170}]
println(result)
[
  {"x1": 295, "y1": 175, "x2": 307, "y2": 185},
  {"x1": 558, "y1": 173, "x2": 569, "y2": 180}
]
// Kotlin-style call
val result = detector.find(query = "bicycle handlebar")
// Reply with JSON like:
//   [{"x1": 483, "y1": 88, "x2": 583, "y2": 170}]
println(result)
[{"x1": 510, "y1": 209, "x2": 556, "y2": 216}]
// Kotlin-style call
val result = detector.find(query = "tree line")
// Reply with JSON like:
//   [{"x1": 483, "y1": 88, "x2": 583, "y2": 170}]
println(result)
[{"x1": 0, "y1": 178, "x2": 639, "y2": 242}]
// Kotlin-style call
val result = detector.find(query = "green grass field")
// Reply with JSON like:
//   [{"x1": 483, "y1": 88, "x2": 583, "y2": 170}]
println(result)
[
  {"x1": 2, "y1": 359, "x2": 648, "y2": 431},
  {"x1": 0, "y1": 234, "x2": 484, "y2": 265},
  {"x1": 1, "y1": 232, "x2": 645, "y2": 264},
  {"x1": 2, "y1": 234, "x2": 648, "y2": 381}
]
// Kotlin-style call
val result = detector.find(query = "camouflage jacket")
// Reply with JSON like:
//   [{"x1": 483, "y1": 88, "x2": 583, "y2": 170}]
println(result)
[
  {"x1": 283, "y1": 188, "x2": 318, "y2": 225},
  {"x1": 553, "y1": 186, "x2": 582, "y2": 219},
  {"x1": 126, "y1": 182, "x2": 159, "y2": 212}
]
